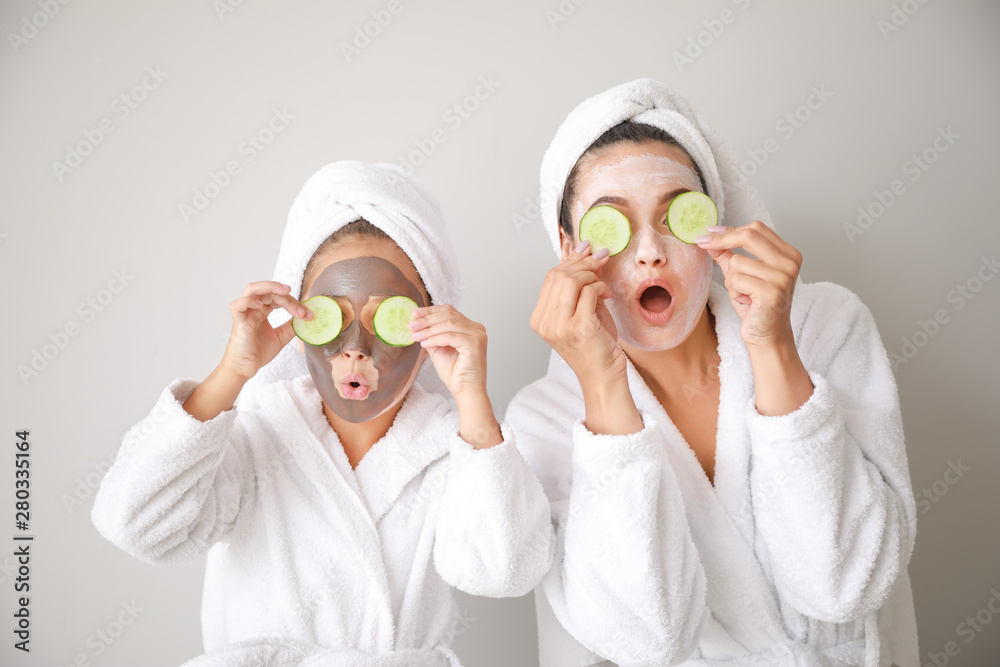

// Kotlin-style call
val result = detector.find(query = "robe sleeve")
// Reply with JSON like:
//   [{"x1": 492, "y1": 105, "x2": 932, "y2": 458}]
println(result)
[
  {"x1": 91, "y1": 378, "x2": 256, "y2": 565},
  {"x1": 508, "y1": 389, "x2": 707, "y2": 667},
  {"x1": 746, "y1": 283, "x2": 917, "y2": 624},
  {"x1": 433, "y1": 421, "x2": 556, "y2": 598}
]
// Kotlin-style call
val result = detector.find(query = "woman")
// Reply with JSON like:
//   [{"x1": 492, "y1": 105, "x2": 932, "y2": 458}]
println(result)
[
  {"x1": 92, "y1": 161, "x2": 553, "y2": 666},
  {"x1": 506, "y1": 79, "x2": 918, "y2": 666}
]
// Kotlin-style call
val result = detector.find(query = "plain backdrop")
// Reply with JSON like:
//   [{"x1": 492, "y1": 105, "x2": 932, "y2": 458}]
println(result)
[{"x1": 2, "y1": 0, "x2": 999, "y2": 665}]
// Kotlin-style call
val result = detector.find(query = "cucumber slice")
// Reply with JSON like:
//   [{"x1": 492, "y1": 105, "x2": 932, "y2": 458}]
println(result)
[
  {"x1": 667, "y1": 191, "x2": 718, "y2": 244},
  {"x1": 293, "y1": 295, "x2": 343, "y2": 346},
  {"x1": 373, "y1": 296, "x2": 419, "y2": 347},
  {"x1": 579, "y1": 205, "x2": 631, "y2": 256}
]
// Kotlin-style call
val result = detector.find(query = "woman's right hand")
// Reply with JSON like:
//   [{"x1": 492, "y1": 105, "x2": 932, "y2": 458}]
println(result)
[
  {"x1": 221, "y1": 281, "x2": 310, "y2": 382},
  {"x1": 530, "y1": 241, "x2": 624, "y2": 385}
]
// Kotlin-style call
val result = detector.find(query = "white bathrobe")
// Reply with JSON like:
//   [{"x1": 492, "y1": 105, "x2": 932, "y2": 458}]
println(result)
[
  {"x1": 92, "y1": 374, "x2": 553, "y2": 666},
  {"x1": 506, "y1": 279, "x2": 919, "y2": 667}
]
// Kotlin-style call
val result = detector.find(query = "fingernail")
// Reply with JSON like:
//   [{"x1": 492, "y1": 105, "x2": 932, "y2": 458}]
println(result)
[
  {"x1": 593, "y1": 247, "x2": 609, "y2": 260},
  {"x1": 707, "y1": 226, "x2": 726, "y2": 233},
  {"x1": 694, "y1": 235, "x2": 712, "y2": 245},
  {"x1": 575, "y1": 240, "x2": 590, "y2": 253},
  {"x1": 298, "y1": 308, "x2": 307, "y2": 317}
]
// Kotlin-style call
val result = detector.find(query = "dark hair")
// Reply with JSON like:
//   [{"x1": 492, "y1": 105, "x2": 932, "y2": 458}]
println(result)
[
  {"x1": 300, "y1": 218, "x2": 429, "y2": 302},
  {"x1": 558, "y1": 121, "x2": 708, "y2": 241}
]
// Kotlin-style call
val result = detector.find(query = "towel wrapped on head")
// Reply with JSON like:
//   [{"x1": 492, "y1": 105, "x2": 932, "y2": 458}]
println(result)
[
  {"x1": 242, "y1": 160, "x2": 460, "y2": 400},
  {"x1": 539, "y1": 77, "x2": 775, "y2": 259}
]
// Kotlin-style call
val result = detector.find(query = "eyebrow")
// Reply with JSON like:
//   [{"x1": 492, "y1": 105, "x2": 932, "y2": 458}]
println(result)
[{"x1": 587, "y1": 188, "x2": 692, "y2": 211}]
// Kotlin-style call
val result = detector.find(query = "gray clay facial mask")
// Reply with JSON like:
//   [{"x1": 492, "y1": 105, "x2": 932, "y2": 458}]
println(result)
[{"x1": 303, "y1": 256, "x2": 427, "y2": 423}]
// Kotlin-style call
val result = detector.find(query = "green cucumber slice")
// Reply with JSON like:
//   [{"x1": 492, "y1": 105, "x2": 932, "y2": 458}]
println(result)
[
  {"x1": 579, "y1": 205, "x2": 631, "y2": 256},
  {"x1": 293, "y1": 295, "x2": 343, "y2": 346},
  {"x1": 373, "y1": 296, "x2": 419, "y2": 347},
  {"x1": 667, "y1": 191, "x2": 718, "y2": 244}
]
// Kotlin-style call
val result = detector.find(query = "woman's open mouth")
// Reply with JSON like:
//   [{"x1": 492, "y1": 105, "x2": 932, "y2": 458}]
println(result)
[
  {"x1": 636, "y1": 279, "x2": 675, "y2": 324},
  {"x1": 339, "y1": 374, "x2": 372, "y2": 400}
]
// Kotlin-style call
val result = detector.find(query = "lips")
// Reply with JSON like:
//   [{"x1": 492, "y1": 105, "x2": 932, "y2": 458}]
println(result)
[
  {"x1": 339, "y1": 373, "x2": 372, "y2": 400},
  {"x1": 636, "y1": 278, "x2": 675, "y2": 324}
]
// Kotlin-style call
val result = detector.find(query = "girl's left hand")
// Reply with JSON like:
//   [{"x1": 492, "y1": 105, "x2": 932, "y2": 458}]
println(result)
[
  {"x1": 695, "y1": 221, "x2": 803, "y2": 349},
  {"x1": 409, "y1": 304, "x2": 489, "y2": 400}
]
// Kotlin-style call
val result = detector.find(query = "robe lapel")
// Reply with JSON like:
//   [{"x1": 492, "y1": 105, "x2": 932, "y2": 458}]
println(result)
[{"x1": 624, "y1": 281, "x2": 790, "y2": 653}]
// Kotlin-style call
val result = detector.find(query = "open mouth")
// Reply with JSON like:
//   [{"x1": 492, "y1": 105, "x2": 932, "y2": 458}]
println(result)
[
  {"x1": 339, "y1": 374, "x2": 371, "y2": 400},
  {"x1": 636, "y1": 281, "x2": 675, "y2": 324}
]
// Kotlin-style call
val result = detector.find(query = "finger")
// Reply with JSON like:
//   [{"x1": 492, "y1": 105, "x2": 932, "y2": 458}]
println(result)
[
  {"x1": 410, "y1": 305, "x2": 467, "y2": 331},
  {"x1": 696, "y1": 222, "x2": 786, "y2": 266},
  {"x1": 703, "y1": 247, "x2": 735, "y2": 275},
  {"x1": 412, "y1": 318, "x2": 484, "y2": 343},
  {"x1": 729, "y1": 272, "x2": 790, "y2": 307},
  {"x1": 418, "y1": 330, "x2": 478, "y2": 351},
  {"x1": 271, "y1": 292, "x2": 309, "y2": 319},
  {"x1": 242, "y1": 281, "x2": 293, "y2": 299},
  {"x1": 574, "y1": 279, "x2": 610, "y2": 321},
  {"x1": 274, "y1": 319, "x2": 298, "y2": 348},
  {"x1": 556, "y1": 269, "x2": 604, "y2": 321}
]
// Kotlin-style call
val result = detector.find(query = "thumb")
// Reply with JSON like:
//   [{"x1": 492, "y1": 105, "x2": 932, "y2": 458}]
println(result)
[
  {"x1": 275, "y1": 319, "x2": 298, "y2": 348},
  {"x1": 706, "y1": 247, "x2": 734, "y2": 275}
]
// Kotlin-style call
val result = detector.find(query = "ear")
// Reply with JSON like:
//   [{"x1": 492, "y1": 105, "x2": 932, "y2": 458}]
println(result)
[{"x1": 559, "y1": 227, "x2": 575, "y2": 262}]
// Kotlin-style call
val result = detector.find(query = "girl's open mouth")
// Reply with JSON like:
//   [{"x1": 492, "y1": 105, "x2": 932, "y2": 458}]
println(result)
[
  {"x1": 636, "y1": 279, "x2": 675, "y2": 324},
  {"x1": 339, "y1": 374, "x2": 371, "y2": 400}
]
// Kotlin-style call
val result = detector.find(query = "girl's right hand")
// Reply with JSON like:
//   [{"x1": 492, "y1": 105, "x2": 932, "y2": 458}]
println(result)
[
  {"x1": 221, "y1": 281, "x2": 310, "y2": 382},
  {"x1": 530, "y1": 241, "x2": 624, "y2": 386}
]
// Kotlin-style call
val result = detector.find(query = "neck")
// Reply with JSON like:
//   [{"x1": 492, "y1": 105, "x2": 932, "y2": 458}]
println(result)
[
  {"x1": 620, "y1": 305, "x2": 720, "y2": 401},
  {"x1": 322, "y1": 398, "x2": 406, "y2": 468}
]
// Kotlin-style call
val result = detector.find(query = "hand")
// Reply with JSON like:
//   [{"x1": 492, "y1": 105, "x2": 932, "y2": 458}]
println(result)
[
  {"x1": 222, "y1": 281, "x2": 310, "y2": 382},
  {"x1": 695, "y1": 221, "x2": 803, "y2": 350},
  {"x1": 530, "y1": 241, "x2": 624, "y2": 385},
  {"x1": 409, "y1": 304, "x2": 489, "y2": 400}
]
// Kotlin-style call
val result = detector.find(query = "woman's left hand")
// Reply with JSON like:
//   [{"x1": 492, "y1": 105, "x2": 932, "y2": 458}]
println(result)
[
  {"x1": 695, "y1": 221, "x2": 803, "y2": 350},
  {"x1": 409, "y1": 304, "x2": 502, "y2": 449},
  {"x1": 409, "y1": 304, "x2": 489, "y2": 400}
]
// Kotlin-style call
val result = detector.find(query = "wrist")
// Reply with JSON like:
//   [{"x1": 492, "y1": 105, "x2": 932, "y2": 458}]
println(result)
[
  {"x1": 580, "y1": 375, "x2": 642, "y2": 436},
  {"x1": 455, "y1": 391, "x2": 502, "y2": 450}
]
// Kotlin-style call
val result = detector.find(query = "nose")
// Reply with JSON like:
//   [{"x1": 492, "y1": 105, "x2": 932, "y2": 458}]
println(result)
[
  {"x1": 634, "y1": 224, "x2": 668, "y2": 266},
  {"x1": 336, "y1": 320, "x2": 372, "y2": 358},
  {"x1": 341, "y1": 347, "x2": 369, "y2": 361}
]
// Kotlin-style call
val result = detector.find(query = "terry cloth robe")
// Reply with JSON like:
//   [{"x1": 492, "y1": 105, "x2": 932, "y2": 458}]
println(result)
[
  {"x1": 506, "y1": 279, "x2": 918, "y2": 667},
  {"x1": 92, "y1": 374, "x2": 553, "y2": 667}
]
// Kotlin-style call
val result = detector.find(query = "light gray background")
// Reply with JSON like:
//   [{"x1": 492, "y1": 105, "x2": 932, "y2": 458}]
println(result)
[{"x1": 2, "y1": 0, "x2": 998, "y2": 665}]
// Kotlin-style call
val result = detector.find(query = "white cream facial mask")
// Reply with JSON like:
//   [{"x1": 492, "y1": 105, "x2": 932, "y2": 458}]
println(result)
[{"x1": 572, "y1": 152, "x2": 715, "y2": 351}]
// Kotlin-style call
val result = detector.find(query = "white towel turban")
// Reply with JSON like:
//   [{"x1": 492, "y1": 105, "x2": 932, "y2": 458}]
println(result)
[
  {"x1": 539, "y1": 77, "x2": 776, "y2": 258},
  {"x1": 241, "y1": 160, "x2": 460, "y2": 400}
]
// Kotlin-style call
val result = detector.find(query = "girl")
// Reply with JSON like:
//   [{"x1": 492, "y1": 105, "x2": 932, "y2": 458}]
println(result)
[
  {"x1": 92, "y1": 160, "x2": 553, "y2": 666},
  {"x1": 507, "y1": 79, "x2": 918, "y2": 666}
]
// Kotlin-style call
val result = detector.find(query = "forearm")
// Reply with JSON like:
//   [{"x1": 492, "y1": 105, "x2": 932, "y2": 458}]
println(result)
[
  {"x1": 454, "y1": 389, "x2": 503, "y2": 449},
  {"x1": 580, "y1": 374, "x2": 643, "y2": 436},
  {"x1": 747, "y1": 338, "x2": 814, "y2": 416},
  {"x1": 182, "y1": 363, "x2": 247, "y2": 422}
]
